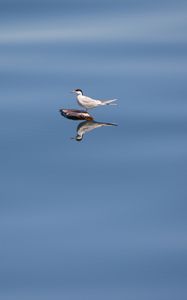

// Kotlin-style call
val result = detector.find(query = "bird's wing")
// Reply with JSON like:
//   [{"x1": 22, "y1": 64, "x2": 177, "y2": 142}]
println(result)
[{"x1": 82, "y1": 96, "x2": 99, "y2": 103}]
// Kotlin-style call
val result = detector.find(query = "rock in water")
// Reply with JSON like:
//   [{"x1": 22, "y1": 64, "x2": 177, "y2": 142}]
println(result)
[{"x1": 59, "y1": 109, "x2": 94, "y2": 121}]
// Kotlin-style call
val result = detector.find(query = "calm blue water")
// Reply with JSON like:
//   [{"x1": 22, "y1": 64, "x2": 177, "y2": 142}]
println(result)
[{"x1": 0, "y1": 1, "x2": 187, "y2": 299}]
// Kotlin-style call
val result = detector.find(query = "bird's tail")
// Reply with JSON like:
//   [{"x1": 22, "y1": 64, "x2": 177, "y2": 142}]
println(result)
[{"x1": 101, "y1": 99, "x2": 118, "y2": 106}]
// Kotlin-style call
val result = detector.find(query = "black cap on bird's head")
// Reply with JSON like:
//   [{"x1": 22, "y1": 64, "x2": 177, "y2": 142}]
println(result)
[
  {"x1": 76, "y1": 134, "x2": 83, "y2": 141},
  {"x1": 70, "y1": 134, "x2": 84, "y2": 141},
  {"x1": 72, "y1": 88, "x2": 83, "y2": 95}
]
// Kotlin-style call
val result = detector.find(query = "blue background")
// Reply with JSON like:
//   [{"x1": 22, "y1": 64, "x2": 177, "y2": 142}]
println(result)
[{"x1": 0, "y1": 0, "x2": 187, "y2": 299}]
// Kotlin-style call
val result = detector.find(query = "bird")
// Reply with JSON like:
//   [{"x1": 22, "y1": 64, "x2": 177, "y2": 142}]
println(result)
[
  {"x1": 72, "y1": 88, "x2": 117, "y2": 111},
  {"x1": 72, "y1": 120, "x2": 117, "y2": 141}
]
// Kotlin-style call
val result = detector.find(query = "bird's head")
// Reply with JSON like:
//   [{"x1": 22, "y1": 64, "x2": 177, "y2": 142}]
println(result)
[
  {"x1": 72, "y1": 88, "x2": 83, "y2": 95},
  {"x1": 76, "y1": 134, "x2": 83, "y2": 141},
  {"x1": 70, "y1": 133, "x2": 84, "y2": 142}
]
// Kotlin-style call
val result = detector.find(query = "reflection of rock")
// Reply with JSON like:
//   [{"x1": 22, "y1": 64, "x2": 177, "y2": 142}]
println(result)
[
  {"x1": 74, "y1": 120, "x2": 117, "y2": 141},
  {"x1": 59, "y1": 109, "x2": 93, "y2": 121}
]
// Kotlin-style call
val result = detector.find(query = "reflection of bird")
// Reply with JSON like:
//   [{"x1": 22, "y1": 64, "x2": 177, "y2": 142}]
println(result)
[
  {"x1": 72, "y1": 120, "x2": 117, "y2": 141},
  {"x1": 72, "y1": 89, "x2": 117, "y2": 111}
]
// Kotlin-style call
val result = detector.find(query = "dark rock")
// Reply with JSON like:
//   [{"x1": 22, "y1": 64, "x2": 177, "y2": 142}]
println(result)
[{"x1": 59, "y1": 109, "x2": 94, "y2": 121}]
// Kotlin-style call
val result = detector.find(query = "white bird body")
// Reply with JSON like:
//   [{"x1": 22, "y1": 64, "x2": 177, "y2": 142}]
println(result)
[{"x1": 73, "y1": 89, "x2": 117, "y2": 110}]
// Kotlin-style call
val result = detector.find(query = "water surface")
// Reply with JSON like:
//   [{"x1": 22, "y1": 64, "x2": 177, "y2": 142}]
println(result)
[{"x1": 0, "y1": 0, "x2": 187, "y2": 299}]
